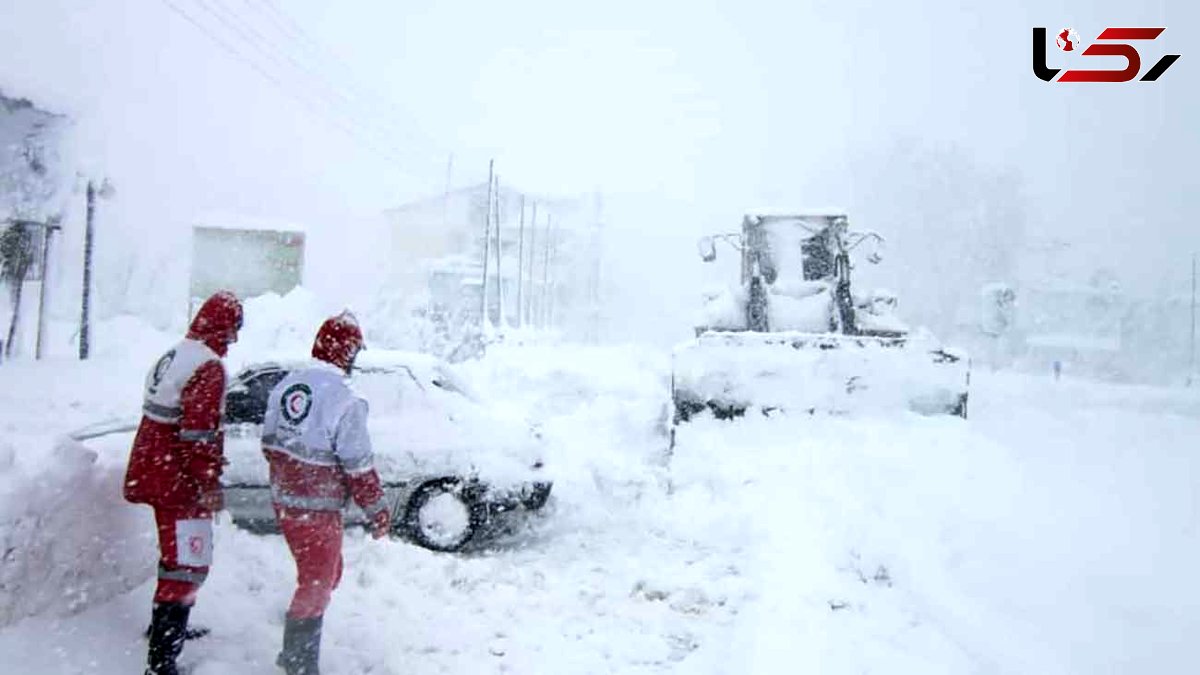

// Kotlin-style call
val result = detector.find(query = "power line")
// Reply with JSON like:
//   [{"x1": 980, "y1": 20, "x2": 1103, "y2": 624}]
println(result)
[
  {"x1": 158, "y1": 0, "x2": 413, "y2": 168},
  {"x1": 192, "y1": 0, "x2": 421, "y2": 160},
  {"x1": 235, "y1": 0, "x2": 444, "y2": 160},
  {"x1": 245, "y1": 0, "x2": 377, "y2": 98},
  {"x1": 245, "y1": 0, "x2": 331, "y2": 59},
  {"x1": 241, "y1": 1, "x2": 492, "y2": 190},
  {"x1": 205, "y1": 0, "x2": 433, "y2": 156}
]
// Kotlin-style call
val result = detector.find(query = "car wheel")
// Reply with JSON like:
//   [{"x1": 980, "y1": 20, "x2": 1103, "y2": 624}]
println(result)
[{"x1": 402, "y1": 478, "x2": 486, "y2": 552}]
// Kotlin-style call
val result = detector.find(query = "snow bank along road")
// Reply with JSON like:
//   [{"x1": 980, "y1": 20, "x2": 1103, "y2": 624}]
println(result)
[{"x1": 1, "y1": 342, "x2": 1197, "y2": 673}]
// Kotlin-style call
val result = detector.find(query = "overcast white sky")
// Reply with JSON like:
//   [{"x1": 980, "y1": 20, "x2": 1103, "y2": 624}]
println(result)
[{"x1": 1, "y1": 0, "x2": 1196, "y2": 302}]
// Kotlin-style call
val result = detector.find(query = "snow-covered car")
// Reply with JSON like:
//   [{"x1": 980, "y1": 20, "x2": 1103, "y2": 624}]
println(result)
[
  {"x1": 69, "y1": 350, "x2": 552, "y2": 553},
  {"x1": 219, "y1": 349, "x2": 553, "y2": 551}
]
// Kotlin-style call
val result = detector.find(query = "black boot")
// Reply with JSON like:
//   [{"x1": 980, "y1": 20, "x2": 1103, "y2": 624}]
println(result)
[
  {"x1": 145, "y1": 602, "x2": 191, "y2": 675},
  {"x1": 276, "y1": 615, "x2": 323, "y2": 675},
  {"x1": 144, "y1": 623, "x2": 210, "y2": 641}
]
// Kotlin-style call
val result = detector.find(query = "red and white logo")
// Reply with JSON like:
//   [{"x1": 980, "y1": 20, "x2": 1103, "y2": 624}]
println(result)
[
  {"x1": 280, "y1": 383, "x2": 313, "y2": 424},
  {"x1": 1033, "y1": 27, "x2": 1181, "y2": 83},
  {"x1": 1055, "y1": 27, "x2": 1080, "y2": 51},
  {"x1": 286, "y1": 392, "x2": 306, "y2": 416},
  {"x1": 188, "y1": 535, "x2": 204, "y2": 557}
]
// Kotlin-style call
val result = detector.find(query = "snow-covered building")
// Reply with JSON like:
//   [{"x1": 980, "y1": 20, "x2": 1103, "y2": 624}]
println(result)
[
  {"x1": 187, "y1": 214, "x2": 306, "y2": 319},
  {"x1": 1016, "y1": 279, "x2": 1127, "y2": 378},
  {"x1": 1009, "y1": 271, "x2": 1197, "y2": 385},
  {"x1": 382, "y1": 184, "x2": 603, "y2": 347},
  {"x1": 1121, "y1": 290, "x2": 1197, "y2": 385}
]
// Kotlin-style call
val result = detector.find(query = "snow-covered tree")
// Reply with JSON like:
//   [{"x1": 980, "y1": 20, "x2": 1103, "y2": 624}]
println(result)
[
  {"x1": 0, "y1": 221, "x2": 36, "y2": 357},
  {"x1": 848, "y1": 139, "x2": 1027, "y2": 341}
]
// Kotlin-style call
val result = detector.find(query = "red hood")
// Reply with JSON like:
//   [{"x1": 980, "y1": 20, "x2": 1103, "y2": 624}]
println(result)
[
  {"x1": 312, "y1": 311, "x2": 364, "y2": 372},
  {"x1": 188, "y1": 291, "x2": 243, "y2": 357}
]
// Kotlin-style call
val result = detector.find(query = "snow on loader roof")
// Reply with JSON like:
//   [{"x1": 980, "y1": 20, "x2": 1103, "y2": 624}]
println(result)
[{"x1": 743, "y1": 207, "x2": 849, "y2": 218}]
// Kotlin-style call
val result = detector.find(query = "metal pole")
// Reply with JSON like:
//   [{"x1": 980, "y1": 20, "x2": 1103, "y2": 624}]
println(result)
[
  {"x1": 494, "y1": 174, "x2": 504, "y2": 328},
  {"x1": 80, "y1": 181, "x2": 95, "y2": 359},
  {"x1": 547, "y1": 215, "x2": 560, "y2": 328},
  {"x1": 541, "y1": 214, "x2": 552, "y2": 328},
  {"x1": 591, "y1": 191, "x2": 603, "y2": 343},
  {"x1": 527, "y1": 203, "x2": 537, "y2": 326},
  {"x1": 517, "y1": 195, "x2": 525, "y2": 329},
  {"x1": 480, "y1": 160, "x2": 493, "y2": 328},
  {"x1": 35, "y1": 222, "x2": 60, "y2": 359}
]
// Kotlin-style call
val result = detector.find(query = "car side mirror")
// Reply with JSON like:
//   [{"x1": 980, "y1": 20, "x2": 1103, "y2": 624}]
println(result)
[{"x1": 697, "y1": 236, "x2": 717, "y2": 262}]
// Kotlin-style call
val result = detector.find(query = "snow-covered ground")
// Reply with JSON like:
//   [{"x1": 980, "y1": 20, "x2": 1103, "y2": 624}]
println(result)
[{"x1": 2, "y1": 322, "x2": 1198, "y2": 673}]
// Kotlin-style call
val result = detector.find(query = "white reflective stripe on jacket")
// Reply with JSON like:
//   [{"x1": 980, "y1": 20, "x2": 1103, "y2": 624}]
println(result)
[
  {"x1": 261, "y1": 361, "x2": 375, "y2": 471},
  {"x1": 142, "y1": 339, "x2": 223, "y2": 424}
]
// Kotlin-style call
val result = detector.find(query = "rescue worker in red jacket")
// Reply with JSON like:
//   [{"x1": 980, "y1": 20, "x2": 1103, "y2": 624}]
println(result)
[
  {"x1": 123, "y1": 290, "x2": 243, "y2": 675},
  {"x1": 262, "y1": 311, "x2": 391, "y2": 675}
]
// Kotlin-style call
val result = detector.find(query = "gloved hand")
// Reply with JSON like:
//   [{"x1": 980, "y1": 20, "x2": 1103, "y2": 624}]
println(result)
[
  {"x1": 198, "y1": 487, "x2": 224, "y2": 512},
  {"x1": 368, "y1": 508, "x2": 391, "y2": 540}
]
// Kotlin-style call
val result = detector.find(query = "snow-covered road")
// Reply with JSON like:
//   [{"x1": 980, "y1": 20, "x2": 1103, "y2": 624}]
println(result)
[{"x1": 2, "y1": 339, "x2": 1198, "y2": 673}]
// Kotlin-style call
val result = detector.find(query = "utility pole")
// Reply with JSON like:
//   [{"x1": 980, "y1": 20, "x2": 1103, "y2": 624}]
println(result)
[
  {"x1": 527, "y1": 202, "x2": 538, "y2": 327},
  {"x1": 590, "y1": 190, "x2": 604, "y2": 343},
  {"x1": 517, "y1": 195, "x2": 525, "y2": 329},
  {"x1": 79, "y1": 180, "x2": 96, "y2": 359},
  {"x1": 480, "y1": 160, "x2": 494, "y2": 329},
  {"x1": 541, "y1": 213, "x2": 553, "y2": 328},
  {"x1": 442, "y1": 153, "x2": 454, "y2": 230},
  {"x1": 35, "y1": 220, "x2": 61, "y2": 359},
  {"x1": 494, "y1": 174, "x2": 504, "y2": 328}
]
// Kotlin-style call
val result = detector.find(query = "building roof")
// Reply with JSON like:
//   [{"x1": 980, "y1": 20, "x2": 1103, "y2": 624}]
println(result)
[
  {"x1": 383, "y1": 181, "x2": 529, "y2": 218},
  {"x1": 193, "y1": 211, "x2": 309, "y2": 234}
]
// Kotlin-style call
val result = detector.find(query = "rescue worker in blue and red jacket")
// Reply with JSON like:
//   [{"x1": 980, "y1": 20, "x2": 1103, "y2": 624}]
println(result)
[
  {"x1": 124, "y1": 290, "x2": 243, "y2": 675},
  {"x1": 262, "y1": 311, "x2": 390, "y2": 675}
]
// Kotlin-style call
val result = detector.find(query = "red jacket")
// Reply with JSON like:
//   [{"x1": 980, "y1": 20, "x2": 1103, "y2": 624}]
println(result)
[
  {"x1": 123, "y1": 344, "x2": 226, "y2": 507},
  {"x1": 124, "y1": 292, "x2": 242, "y2": 508}
]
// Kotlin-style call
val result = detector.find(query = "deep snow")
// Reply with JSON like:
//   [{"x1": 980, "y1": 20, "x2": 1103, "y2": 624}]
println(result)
[{"x1": 1, "y1": 316, "x2": 1198, "y2": 673}]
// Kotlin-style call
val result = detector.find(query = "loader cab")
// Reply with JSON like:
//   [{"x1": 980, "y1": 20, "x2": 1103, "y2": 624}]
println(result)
[{"x1": 739, "y1": 212, "x2": 849, "y2": 286}]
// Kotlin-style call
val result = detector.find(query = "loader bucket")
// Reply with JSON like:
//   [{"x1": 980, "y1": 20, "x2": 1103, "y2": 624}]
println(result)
[{"x1": 670, "y1": 331, "x2": 969, "y2": 425}]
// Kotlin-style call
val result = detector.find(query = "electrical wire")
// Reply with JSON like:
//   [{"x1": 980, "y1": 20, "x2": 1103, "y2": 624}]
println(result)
[
  {"x1": 158, "y1": 0, "x2": 415, "y2": 168},
  {"x1": 206, "y1": 0, "x2": 434, "y2": 156},
  {"x1": 242, "y1": 0, "x2": 417, "y2": 137}
]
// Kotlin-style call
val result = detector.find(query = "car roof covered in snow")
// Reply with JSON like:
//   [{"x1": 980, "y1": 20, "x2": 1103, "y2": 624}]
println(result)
[
  {"x1": 231, "y1": 348, "x2": 480, "y2": 400},
  {"x1": 233, "y1": 347, "x2": 443, "y2": 374}
]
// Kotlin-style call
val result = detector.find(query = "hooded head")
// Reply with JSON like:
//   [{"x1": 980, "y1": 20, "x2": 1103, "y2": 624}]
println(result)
[
  {"x1": 188, "y1": 291, "x2": 243, "y2": 357},
  {"x1": 312, "y1": 311, "x2": 365, "y2": 373}
]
